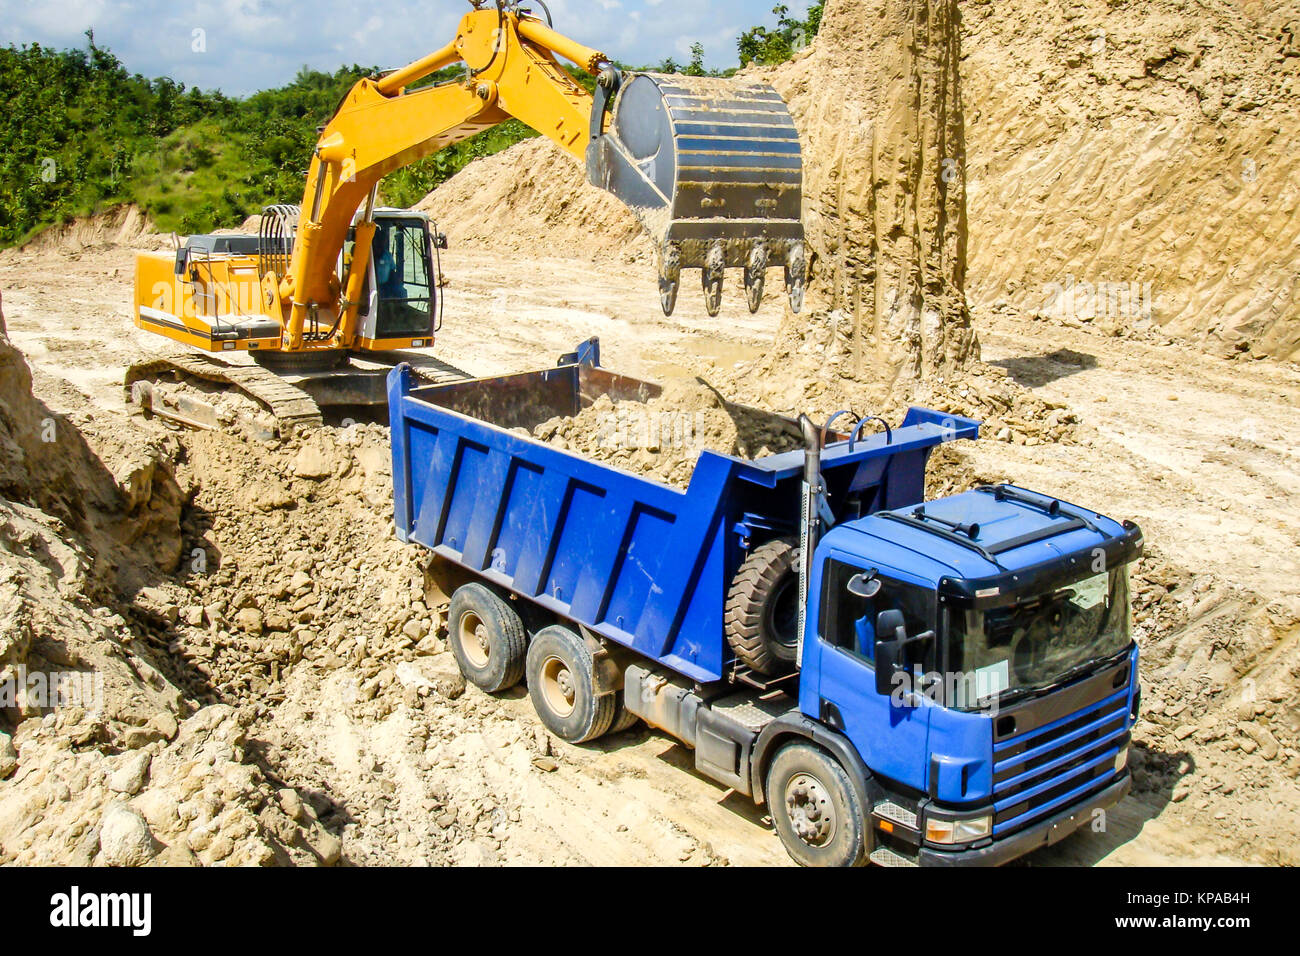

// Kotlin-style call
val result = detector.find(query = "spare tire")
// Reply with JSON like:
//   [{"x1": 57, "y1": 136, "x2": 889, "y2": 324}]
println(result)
[{"x1": 725, "y1": 537, "x2": 800, "y2": 674}]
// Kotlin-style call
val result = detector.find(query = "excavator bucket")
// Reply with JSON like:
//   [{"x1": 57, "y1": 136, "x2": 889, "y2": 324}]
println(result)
[{"x1": 587, "y1": 72, "x2": 805, "y2": 317}]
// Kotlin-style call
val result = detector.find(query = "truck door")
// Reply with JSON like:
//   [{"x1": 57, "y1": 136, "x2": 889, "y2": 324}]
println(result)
[{"x1": 807, "y1": 555, "x2": 934, "y2": 790}]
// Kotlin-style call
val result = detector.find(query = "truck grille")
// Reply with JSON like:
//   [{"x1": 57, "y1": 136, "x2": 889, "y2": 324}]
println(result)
[{"x1": 991, "y1": 686, "x2": 1130, "y2": 836}]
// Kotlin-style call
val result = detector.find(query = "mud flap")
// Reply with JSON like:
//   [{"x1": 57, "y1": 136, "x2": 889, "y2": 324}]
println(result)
[{"x1": 587, "y1": 72, "x2": 805, "y2": 316}]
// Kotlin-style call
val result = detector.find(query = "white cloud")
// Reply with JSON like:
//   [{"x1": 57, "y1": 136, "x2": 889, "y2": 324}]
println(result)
[{"x1": 1, "y1": 0, "x2": 779, "y2": 93}]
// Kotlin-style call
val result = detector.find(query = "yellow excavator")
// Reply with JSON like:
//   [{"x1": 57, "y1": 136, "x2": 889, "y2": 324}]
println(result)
[{"x1": 126, "y1": 0, "x2": 805, "y2": 433}]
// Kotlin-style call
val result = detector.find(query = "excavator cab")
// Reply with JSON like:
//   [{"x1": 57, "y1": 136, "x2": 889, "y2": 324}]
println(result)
[{"x1": 343, "y1": 210, "x2": 446, "y2": 348}]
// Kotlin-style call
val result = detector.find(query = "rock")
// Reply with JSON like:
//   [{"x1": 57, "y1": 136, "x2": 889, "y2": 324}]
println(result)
[
  {"x1": 1240, "y1": 722, "x2": 1280, "y2": 760},
  {"x1": 122, "y1": 726, "x2": 165, "y2": 749},
  {"x1": 235, "y1": 608, "x2": 264, "y2": 635},
  {"x1": 109, "y1": 751, "x2": 151, "y2": 795},
  {"x1": 314, "y1": 830, "x2": 343, "y2": 866},
  {"x1": 293, "y1": 444, "x2": 334, "y2": 479},
  {"x1": 148, "y1": 711, "x2": 178, "y2": 741},
  {"x1": 396, "y1": 654, "x2": 465, "y2": 700},
  {"x1": 1172, "y1": 724, "x2": 1198, "y2": 740},
  {"x1": 98, "y1": 802, "x2": 156, "y2": 866},
  {"x1": 277, "y1": 788, "x2": 306, "y2": 823},
  {"x1": 137, "y1": 586, "x2": 180, "y2": 623},
  {"x1": 532, "y1": 756, "x2": 559, "y2": 772},
  {"x1": 0, "y1": 731, "x2": 16, "y2": 780},
  {"x1": 289, "y1": 571, "x2": 312, "y2": 593}
]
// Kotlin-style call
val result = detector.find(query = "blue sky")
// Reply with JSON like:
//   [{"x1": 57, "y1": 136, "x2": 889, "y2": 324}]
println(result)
[{"x1": 0, "y1": 0, "x2": 792, "y2": 95}]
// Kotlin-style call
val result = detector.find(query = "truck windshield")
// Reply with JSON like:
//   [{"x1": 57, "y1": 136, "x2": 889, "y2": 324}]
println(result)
[{"x1": 946, "y1": 566, "x2": 1131, "y2": 706}]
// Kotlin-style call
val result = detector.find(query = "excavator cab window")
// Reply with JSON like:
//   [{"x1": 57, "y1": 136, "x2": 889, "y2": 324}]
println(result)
[{"x1": 370, "y1": 218, "x2": 436, "y2": 338}]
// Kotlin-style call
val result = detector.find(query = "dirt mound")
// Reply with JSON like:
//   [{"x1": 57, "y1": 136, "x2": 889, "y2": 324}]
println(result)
[
  {"x1": 14, "y1": 205, "x2": 164, "y2": 256},
  {"x1": 415, "y1": 138, "x2": 649, "y2": 263},
  {"x1": 1123, "y1": 549, "x2": 1300, "y2": 863},
  {"x1": 531, "y1": 378, "x2": 803, "y2": 488},
  {"x1": 0, "y1": 320, "x2": 341, "y2": 866}
]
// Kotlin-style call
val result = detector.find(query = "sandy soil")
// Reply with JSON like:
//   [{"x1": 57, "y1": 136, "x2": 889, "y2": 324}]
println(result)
[{"x1": 2, "y1": 230, "x2": 1297, "y2": 866}]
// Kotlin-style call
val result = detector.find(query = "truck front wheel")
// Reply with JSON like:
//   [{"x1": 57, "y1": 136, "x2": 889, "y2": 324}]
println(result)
[
  {"x1": 526, "y1": 625, "x2": 616, "y2": 744},
  {"x1": 767, "y1": 742, "x2": 868, "y2": 867},
  {"x1": 447, "y1": 583, "x2": 527, "y2": 692}
]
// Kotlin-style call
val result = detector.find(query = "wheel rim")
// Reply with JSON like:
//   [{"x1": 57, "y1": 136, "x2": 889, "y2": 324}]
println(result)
[
  {"x1": 457, "y1": 610, "x2": 490, "y2": 668},
  {"x1": 766, "y1": 574, "x2": 799, "y2": 650},
  {"x1": 539, "y1": 655, "x2": 577, "y2": 718},
  {"x1": 784, "y1": 771, "x2": 836, "y2": 848}
]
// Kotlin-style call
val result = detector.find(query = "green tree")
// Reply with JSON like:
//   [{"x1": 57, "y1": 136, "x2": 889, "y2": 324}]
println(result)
[
  {"x1": 686, "y1": 42, "x2": 707, "y2": 76},
  {"x1": 737, "y1": 2, "x2": 825, "y2": 67}
]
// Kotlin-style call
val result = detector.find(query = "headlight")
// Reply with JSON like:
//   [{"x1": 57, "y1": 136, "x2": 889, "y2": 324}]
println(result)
[{"x1": 926, "y1": 812, "x2": 992, "y2": 844}]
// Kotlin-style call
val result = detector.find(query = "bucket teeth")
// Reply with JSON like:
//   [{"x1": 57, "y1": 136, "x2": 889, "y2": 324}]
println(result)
[
  {"x1": 702, "y1": 242, "x2": 725, "y2": 317},
  {"x1": 744, "y1": 242, "x2": 769, "y2": 313},
  {"x1": 785, "y1": 242, "x2": 806, "y2": 314},
  {"x1": 588, "y1": 72, "x2": 804, "y2": 316},
  {"x1": 659, "y1": 242, "x2": 682, "y2": 316}
]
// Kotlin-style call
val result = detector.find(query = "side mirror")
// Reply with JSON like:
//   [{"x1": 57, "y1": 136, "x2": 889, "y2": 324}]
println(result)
[
  {"x1": 873, "y1": 609, "x2": 907, "y2": 697},
  {"x1": 846, "y1": 571, "x2": 881, "y2": 599},
  {"x1": 875, "y1": 640, "x2": 901, "y2": 696},
  {"x1": 876, "y1": 608, "x2": 906, "y2": 642},
  {"x1": 433, "y1": 231, "x2": 449, "y2": 250},
  {"x1": 173, "y1": 246, "x2": 190, "y2": 277}
]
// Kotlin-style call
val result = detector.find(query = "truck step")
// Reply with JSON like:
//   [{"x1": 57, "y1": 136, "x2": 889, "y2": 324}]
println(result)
[
  {"x1": 708, "y1": 692, "x2": 791, "y2": 733},
  {"x1": 869, "y1": 845, "x2": 919, "y2": 868}
]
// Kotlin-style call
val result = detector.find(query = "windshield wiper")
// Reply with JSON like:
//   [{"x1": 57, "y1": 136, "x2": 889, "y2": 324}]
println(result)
[{"x1": 998, "y1": 650, "x2": 1127, "y2": 706}]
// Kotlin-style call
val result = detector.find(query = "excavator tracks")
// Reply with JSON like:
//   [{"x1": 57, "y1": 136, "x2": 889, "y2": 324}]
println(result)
[{"x1": 125, "y1": 352, "x2": 323, "y2": 436}]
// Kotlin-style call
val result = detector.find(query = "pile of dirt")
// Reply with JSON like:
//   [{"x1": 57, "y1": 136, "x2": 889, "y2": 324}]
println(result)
[
  {"x1": 0, "y1": 314, "x2": 343, "y2": 865},
  {"x1": 415, "y1": 138, "x2": 650, "y2": 264},
  {"x1": 531, "y1": 378, "x2": 803, "y2": 488},
  {"x1": 16, "y1": 205, "x2": 165, "y2": 256},
  {"x1": 1123, "y1": 550, "x2": 1300, "y2": 863}
]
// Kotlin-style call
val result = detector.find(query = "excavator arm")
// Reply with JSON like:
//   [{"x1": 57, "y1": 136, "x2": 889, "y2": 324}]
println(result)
[{"x1": 279, "y1": 1, "x2": 804, "y2": 349}]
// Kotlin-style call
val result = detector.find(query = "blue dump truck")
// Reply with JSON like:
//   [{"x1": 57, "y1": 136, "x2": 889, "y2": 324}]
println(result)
[{"x1": 388, "y1": 340, "x2": 1143, "y2": 866}]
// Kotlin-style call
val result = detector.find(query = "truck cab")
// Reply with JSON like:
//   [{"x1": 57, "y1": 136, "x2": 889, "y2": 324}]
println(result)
[{"x1": 794, "y1": 485, "x2": 1142, "y2": 865}]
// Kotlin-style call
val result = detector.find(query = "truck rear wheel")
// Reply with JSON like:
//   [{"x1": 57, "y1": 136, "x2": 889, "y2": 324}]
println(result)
[
  {"x1": 526, "y1": 625, "x2": 616, "y2": 744},
  {"x1": 767, "y1": 742, "x2": 867, "y2": 867},
  {"x1": 725, "y1": 537, "x2": 799, "y2": 674},
  {"x1": 447, "y1": 583, "x2": 527, "y2": 693},
  {"x1": 608, "y1": 692, "x2": 641, "y2": 734}
]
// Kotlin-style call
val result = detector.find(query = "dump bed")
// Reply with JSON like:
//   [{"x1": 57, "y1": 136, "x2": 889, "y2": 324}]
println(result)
[{"x1": 388, "y1": 342, "x2": 977, "y2": 683}]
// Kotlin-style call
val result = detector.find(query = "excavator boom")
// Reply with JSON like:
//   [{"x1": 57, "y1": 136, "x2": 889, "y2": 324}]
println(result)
[
  {"x1": 127, "y1": 1, "x2": 805, "y2": 437},
  {"x1": 285, "y1": 1, "x2": 804, "y2": 339}
]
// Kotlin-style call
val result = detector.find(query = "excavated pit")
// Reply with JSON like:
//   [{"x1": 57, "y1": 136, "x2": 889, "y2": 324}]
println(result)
[{"x1": 3, "y1": 0, "x2": 1300, "y2": 867}]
